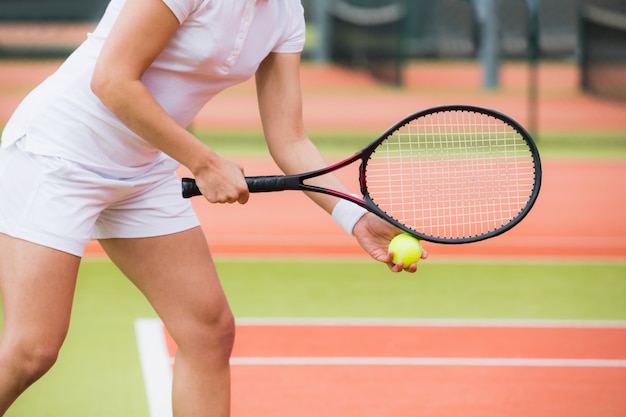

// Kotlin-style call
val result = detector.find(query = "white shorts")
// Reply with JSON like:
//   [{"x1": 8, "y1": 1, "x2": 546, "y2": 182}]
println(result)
[{"x1": 0, "y1": 139, "x2": 200, "y2": 257}]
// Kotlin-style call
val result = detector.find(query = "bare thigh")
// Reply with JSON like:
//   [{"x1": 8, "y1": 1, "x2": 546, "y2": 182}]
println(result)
[
  {"x1": 0, "y1": 233, "x2": 80, "y2": 353},
  {"x1": 99, "y1": 227, "x2": 234, "y2": 348}
]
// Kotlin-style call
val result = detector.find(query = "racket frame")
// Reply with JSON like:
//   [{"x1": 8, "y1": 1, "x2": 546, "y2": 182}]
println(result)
[{"x1": 182, "y1": 104, "x2": 542, "y2": 244}]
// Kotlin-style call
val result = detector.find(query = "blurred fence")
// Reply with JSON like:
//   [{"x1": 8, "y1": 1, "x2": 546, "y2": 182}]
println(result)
[
  {"x1": 303, "y1": 0, "x2": 581, "y2": 86},
  {"x1": 0, "y1": 0, "x2": 578, "y2": 60},
  {"x1": 0, "y1": 0, "x2": 108, "y2": 21},
  {"x1": 0, "y1": 0, "x2": 107, "y2": 57},
  {"x1": 1, "y1": 0, "x2": 624, "y2": 97},
  {"x1": 580, "y1": 0, "x2": 626, "y2": 99},
  {"x1": 303, "y1": 0, "x2": 579, "y2": 59}
]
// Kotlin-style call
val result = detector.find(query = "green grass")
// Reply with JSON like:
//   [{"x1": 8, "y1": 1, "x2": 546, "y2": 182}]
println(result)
[
  {"x1": 3, "y1": 258, "x2": 625, "y2": 416},
  {"x1": 193, "y1": 128, "x2": 626, "y2": 158},
  {"x1": 218, "y1": 260, "x2": 626, "y2": 320},
  {"x1": 2, "y1": 127, "x2": 624, "y2": 158}
]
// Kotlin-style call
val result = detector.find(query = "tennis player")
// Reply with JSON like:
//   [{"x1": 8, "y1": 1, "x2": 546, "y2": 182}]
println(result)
[{"x1": 0, "y1": 0, "x2": 427, "y2": 415}]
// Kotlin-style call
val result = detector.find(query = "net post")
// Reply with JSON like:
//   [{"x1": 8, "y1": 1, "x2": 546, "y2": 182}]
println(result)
[
  {"x1": 579, "y1": 3, "x2": 589, "y2": 92},
  {"x1": 312, "y1": 0, "x2": 330, "y2": 62},
  {"x1": 526, "y1": 0, "x2": 540, "y2": 140},
  {"x1": 475, "y1": 0, "x2": 500, "y2": 89}
]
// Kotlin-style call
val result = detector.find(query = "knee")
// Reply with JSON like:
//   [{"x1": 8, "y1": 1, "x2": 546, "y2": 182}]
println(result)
[
  {"x1": 206, "y1": 309, "x2": 236, "y2": 358},
  {"x1": 1, "y1": 336, "x2": 62, "y2": 386},
  {"x1": 22, "y1": 345, "x2": 60, "y2": 384},
  {"x1": 173, "y1": 308, "x2": 236, "y2": 360}
]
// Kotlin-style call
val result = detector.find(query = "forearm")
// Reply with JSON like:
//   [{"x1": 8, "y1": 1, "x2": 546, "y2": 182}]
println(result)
[
  {"x1": 91, "y1": 77, "x2": 217, "y2": 176},
  {"x1": 92, "y1": 75, "x2": 247, "y2": 203},
  {"x1": 256, "y1": 53, "x2": 352, "y2": 214},
  {"x1": 268, "y1": 136, "x2": 351, "y2": 214}
]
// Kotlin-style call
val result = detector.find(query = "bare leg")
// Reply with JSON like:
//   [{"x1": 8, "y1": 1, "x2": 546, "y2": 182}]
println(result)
[
  {"x1": 0, "y1": 233, "x2": 80, "y2": 415},
  {"x1": 99, "y1": 227, "x2": 234, "y2": 417}
]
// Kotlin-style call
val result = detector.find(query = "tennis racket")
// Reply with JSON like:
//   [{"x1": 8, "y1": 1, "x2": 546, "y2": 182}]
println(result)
[{"x1": 182, "y1": 105, "x2": 541, "y2": 244}]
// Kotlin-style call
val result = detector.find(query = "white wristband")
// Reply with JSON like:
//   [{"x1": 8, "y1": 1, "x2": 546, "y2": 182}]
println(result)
[{"x1": 332, "y1": 198, "x2": 368, "y2": 236}]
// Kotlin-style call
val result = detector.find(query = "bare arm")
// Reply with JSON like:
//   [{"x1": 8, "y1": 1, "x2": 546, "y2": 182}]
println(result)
[
  {"x1": 90, "y1": 0, "x2": 248, "y2": 203},
  {"x1": 255, "y1": 53, "x2": 427, "y2": 271},
  {"x1": 255, "y1": 52, "x2": 347, "y2": 214}
]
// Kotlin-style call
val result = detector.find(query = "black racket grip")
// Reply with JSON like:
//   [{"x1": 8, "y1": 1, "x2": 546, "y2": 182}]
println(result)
[
  {"x1": 182, "y1": 178, "x2": 202, "y2": 198},
  {"x1": 246, "y1": 175, "x2": 301, "y2": 192},
  {"x1": 182, "y1": 176, "x2": 300, "y2": 198}
]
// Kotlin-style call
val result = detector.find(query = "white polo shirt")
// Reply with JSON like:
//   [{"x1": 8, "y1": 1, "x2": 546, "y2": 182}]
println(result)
[{"x1": 1, "y1": 0, "x2": 305, "y2": 178}]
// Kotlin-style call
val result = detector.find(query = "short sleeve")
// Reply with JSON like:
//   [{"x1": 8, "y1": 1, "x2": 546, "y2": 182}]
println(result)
[
  {"x1": 272, "y1": 2, "x2": 306, "y2": 53},
  {"x1": 161, "y1": 0, "x2": 204, "y2": 23}
]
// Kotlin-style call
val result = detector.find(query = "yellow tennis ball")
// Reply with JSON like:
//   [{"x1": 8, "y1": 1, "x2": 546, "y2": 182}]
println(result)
[{"x1": 388, "y1": 234, "x2": 423, "y2": 265}]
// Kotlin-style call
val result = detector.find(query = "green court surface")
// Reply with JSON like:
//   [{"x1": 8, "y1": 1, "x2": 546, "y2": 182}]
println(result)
[
  {"x1": 2, "y1": 258, "x2": 625, "y2": 416},
  {"x1": 194, "y1": 129, "x2": 626, "y2": 159}
]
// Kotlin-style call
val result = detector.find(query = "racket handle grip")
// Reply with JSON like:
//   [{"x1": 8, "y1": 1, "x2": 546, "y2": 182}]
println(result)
[
  {"x1": 182, "y1": 178, "x2": 202, "y2": 198},
  {"x1": 182, "y1": 175, "x2": 299, "y2": 198},
  {"x1": 182, "y1": 174, "x2": 302, "y2": 198},
  {"x1": 246, "y1": 175, "x2": 300, "y2": 192}
]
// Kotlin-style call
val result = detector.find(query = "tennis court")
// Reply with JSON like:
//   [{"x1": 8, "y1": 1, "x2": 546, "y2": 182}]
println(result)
[
  {"x1": 1, "y1": 60, "x2": 625, "y2": 416},
  {"x1": 134, "y1": 319, "x2": 626, "y2": 417},
  {"x1": 132, "y1": 62, "x2": 626, "y2": 417}
]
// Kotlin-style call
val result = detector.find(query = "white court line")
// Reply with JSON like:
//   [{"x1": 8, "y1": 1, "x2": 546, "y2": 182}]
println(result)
[
  {"x1": 135, "y1": 319, "x2": 173, "y2": 417},
  {"x1": 230, "y1": 356, "x2": 626, "y2": 368},
  {"x1": 234, "y1": 317, "x2": 626, "y2": 328}
]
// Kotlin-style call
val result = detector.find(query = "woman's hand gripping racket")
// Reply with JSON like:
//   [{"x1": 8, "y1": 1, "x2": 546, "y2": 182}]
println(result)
[{"x1": 182, "y1": 105, "x2": 542, "y2": 244}]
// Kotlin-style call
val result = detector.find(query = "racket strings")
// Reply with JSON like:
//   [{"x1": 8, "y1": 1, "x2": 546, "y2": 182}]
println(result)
[{"x1": 365, "y1": 110, "x2": 538, "y2": 240}]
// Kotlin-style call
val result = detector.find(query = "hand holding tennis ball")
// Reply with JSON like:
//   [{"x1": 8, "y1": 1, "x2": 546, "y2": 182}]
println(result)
[{"x1": 388, "y1": 233, "x2": 423, "y2": 266}]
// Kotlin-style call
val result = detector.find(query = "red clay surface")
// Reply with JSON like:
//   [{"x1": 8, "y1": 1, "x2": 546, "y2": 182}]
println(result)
[
  {"x1": 1, "y1": 61, "x2": 625, "y2": 260},
  {"x1": 161, "y1": 323, "x2": 626, "y2": 417},
  {"x1": 229, "y1": 324, "x2": 626, "y2": 359},
  {"x1": 194, "y1": 62, "x2": 626, "y2": 132},
  {"x1": 167, "y1": 158, "x2": 626, "y2": 260},
  {"x1": 230, "y1": 365, "x2": 626, "y2": 417}
]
